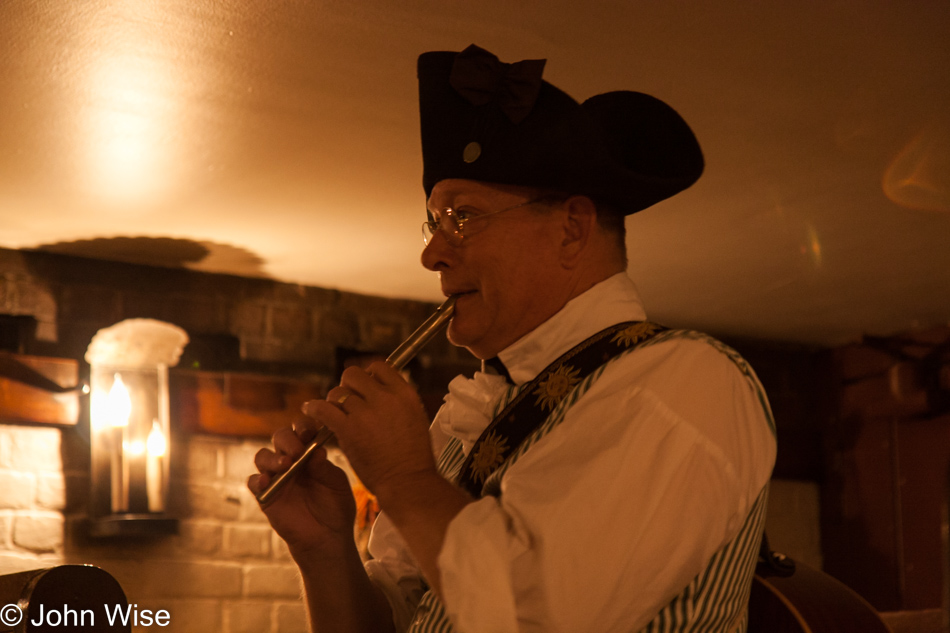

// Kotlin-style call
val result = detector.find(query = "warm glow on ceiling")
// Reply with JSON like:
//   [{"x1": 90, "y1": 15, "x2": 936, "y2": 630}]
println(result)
[
  {"x1": 0, "y1": 1, "x2": 947, "y2": 345},
  {"x1": 78, "y1": 4, "x2": 182, "y2": 204}
]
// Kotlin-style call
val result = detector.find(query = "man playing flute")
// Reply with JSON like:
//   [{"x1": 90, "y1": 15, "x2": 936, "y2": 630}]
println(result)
[{"x1": 249, "y1": 44, "x2": 776, "y2": 633}]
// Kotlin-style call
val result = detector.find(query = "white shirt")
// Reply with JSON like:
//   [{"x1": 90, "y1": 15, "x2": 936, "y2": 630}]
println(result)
[{"x1": 367, "y1": 273, "x2": 776, "y2": 632}]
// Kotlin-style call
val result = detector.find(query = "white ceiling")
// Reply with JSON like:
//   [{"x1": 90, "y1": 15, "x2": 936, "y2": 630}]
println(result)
[{"x1": 1, "y1": 1, "x2": 948, "y2": 346}]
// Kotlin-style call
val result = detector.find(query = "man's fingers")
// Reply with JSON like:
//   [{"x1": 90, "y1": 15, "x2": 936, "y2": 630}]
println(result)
[
  {"x1": 301, "y1": 398, "x2": 348, "y2": 434},
  {"x1": 369, "y1": 360, "x2": 402, "y2": 383},
  {"x1": 293, "y1": 415, "x2": 320, "y2": 443},
  {"x1": 254, "y1": 447, "x2": 291, "y2": 475},
  {"x1": 272, "y1": 427, "x2": 306, "y2": 459},
  {"x1": 339, "y1": 365, "x2": 380, "y2": 392},
  {"x1": 247, "y1": 472, "x2": 268, "y2": 494},
  {"x1": 254, "y1": 427, "x2": 301, "y2": 476},
  {"x1": 325, "y1": 386, "x2": 360, "y2": 408}
]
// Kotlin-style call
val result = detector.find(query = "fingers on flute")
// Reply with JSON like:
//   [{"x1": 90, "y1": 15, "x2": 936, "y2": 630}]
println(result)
[
  {"x1": 292, "y1": 415, "x2": 319, "y2": 443},
  {"x1": 339, "y1": 365, "x2": 374, "y2": 390},
  {"x1": 274, "y1": 426, "x2": 306, "y2": 457},
  {"x1": 253, "y1": 447, "x2": 288, "y2": 479},
  {"x1": 254, "y1": 428, "x2": 302, "y2": 478},
  {"x1": 301, "y1": 398, "x2": 347, "y2": 433},
  {"x1": 247, "y1": 472, "x2": 269, "y2": 495},
  {"x1": 364, "y1": 360, "x2": 402, "y2": 385},
  {"x1": 325, "y1": 386, "x2": 355, "y2": 405}
]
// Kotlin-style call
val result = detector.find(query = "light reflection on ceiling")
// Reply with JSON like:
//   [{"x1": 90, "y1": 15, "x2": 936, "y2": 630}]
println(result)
[
  {"x1": 76, "y1": 2, "x2": 189, "y2": 206},
  {"x1": 0, "y1": 0, "x2": 948, "y2": 346},
  {"x1": 802, "y1": 224, "x2": 823, "y2": 270},
  {"x1": 883, "y1": 123, "x2": 950, "y2": 213},
  {"x1": 84, "y1": 56, "x2": 168, "y2": 202}
]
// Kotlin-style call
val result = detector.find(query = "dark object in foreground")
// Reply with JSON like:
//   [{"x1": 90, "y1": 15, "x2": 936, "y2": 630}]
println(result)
[
  {"x1": 749, "y1": 554, "x2": 891, "y2": 632},
  {"x1": 0, "y1": 565, "x2": 131, "y2": 633}
]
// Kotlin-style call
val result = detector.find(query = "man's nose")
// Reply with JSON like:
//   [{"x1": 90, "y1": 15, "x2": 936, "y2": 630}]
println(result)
[{"x1": 421, "y1": 228, "x2": 455, "y2": 271}]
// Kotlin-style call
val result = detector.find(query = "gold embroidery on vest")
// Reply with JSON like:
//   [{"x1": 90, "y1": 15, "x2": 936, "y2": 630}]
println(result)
[
  {"x1": 471, "y1": 431, "x2": 509, "y2": 483},
  {"x1": 611, "y1": 321, "x2": 662, "y2": 347},
  {"x1": 533, "y1": 363, "x2": 581, "y2": 411}
]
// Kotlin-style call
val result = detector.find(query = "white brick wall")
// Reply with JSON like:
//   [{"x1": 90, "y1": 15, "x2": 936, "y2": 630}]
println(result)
[{"x1": 0, "y1": 427, "x2": 308, "y2": 633}]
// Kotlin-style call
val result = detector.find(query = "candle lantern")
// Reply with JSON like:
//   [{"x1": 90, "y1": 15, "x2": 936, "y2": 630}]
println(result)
[{"x1": 85, "y1": 319, "x2": 188, "y2": 536}]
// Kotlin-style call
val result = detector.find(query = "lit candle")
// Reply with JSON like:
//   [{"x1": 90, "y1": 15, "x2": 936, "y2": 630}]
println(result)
[
  {"x1": 126, "y1": 435, "x2": 146, "y2": 512},
  {"x1": 106, "y1": 374, "x2": 131, "y2": 513},
  {"x1": 146, "y1": 420, "x2": 167, "y2": 512}
]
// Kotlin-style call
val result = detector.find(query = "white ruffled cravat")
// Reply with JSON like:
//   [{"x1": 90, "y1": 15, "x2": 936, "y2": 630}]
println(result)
[{"x1": 438, "y1": 371, "x2": 511, "y2": 455}]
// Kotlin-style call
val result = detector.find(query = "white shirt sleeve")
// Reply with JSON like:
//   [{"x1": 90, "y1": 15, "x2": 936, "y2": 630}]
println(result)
[
  {"x1": 364, "y1": 511, "x2": 428, "y2": 632},
  {"x1": 365, "y1": 420, "x2": 458, "y2": 632},
  {"x1": 437, "y1": 338, "x2": 776, "y2": 633}
]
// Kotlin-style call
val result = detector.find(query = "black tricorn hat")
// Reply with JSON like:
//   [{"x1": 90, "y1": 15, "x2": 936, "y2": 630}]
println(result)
[{"x1": 418, "y1": 45, "x2": 704, "y2": 215}]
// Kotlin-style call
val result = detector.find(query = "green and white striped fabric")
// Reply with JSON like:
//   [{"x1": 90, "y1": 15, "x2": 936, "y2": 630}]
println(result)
[{"x1": 407, "y1": 330, "x2": 775, "y2": 633}]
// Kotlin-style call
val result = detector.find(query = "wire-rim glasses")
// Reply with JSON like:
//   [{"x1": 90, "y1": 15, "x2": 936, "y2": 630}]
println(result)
[{"x1": 422, "y1": 196, "x2": 556, "y2": 246}]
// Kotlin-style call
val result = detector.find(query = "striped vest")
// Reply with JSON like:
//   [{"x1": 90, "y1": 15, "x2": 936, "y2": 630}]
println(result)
[{"x1": 407, "y1": 330, "x2": 775, "y2": 633}]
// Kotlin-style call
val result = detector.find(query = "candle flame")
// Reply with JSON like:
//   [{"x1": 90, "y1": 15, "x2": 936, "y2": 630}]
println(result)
[
  {"x1": 107, "y1": 374, "x2": 132, "y2": 428},
  {"x1": 147, "y1": 421, "x2": 167, "y2": 458}
]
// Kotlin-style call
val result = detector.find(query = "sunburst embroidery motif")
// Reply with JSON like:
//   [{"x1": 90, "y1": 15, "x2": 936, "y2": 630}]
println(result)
[
  {"x1": 611, "y1": 322, "x2": 662, "y2": 347},
  {"x1": 470, "y1": 431, "x2": 509, "y2": 483},
  {"x1": 533, "y1": 363, "x2": 581, "y2": 411}
]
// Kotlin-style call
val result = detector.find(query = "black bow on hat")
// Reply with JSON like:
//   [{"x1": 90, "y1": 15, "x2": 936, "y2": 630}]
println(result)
[
  {"x1": 418, "y1": 44, "x2": 704, "y2": 215},
  {"x1": 449, "y1": 45, "x2": 546, "y2": 124}
]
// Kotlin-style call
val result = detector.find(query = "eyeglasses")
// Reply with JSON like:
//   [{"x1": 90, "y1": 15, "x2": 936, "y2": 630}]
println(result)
[{"x1": 422, "y1": 196, "x2": 555, "y2": 246}]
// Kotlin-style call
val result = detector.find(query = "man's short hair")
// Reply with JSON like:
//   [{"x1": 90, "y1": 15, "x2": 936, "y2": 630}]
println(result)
[
  {"x1": 590, "y1": 198, "x2": 627, "y2": 247},
  {"x1": 530, "y1": 189, "x2": 627, "y2": 264}
]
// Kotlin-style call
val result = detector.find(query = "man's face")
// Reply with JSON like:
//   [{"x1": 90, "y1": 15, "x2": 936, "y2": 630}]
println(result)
[{"x1": 422, "y1": 179, "x2": 570, "y2": 359}]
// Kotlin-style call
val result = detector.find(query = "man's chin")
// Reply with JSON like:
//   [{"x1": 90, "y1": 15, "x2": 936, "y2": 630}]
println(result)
[
  {"x1": 445, "y1": 321, "x2": 470, "y2": 349},
  {"x1": 446, "y1": 321, "x2": 491, "y2": 360}
]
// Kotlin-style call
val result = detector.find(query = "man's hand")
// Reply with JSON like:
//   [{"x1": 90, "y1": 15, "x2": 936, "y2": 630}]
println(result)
[
  {"x1": 248, "y1": 424, "x2": 357, "y2": 563},
  {"x1": 303, "y1": 361, "x2": 438, "y2": 501},
  {"x1": 248, "y1": 419, "x2": 398, "y2": 633},
  {"x1": 294, "y1": 362, "x2": 471, "y2": 598}
]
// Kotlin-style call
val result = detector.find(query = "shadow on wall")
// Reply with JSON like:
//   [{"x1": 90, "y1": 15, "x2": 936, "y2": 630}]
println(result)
[{"x1": 35, "y1": 237, "x2": 269, "y2": 279}]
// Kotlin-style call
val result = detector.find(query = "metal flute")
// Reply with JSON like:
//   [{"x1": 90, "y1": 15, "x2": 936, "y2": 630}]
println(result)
[{"x1": 255, "y1": 295, "x2": 457, "y2": 505}]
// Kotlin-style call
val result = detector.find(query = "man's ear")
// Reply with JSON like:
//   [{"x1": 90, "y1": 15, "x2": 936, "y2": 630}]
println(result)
[{"x1": 560, "y1": 195, "x2": 598, "y2": 266}]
